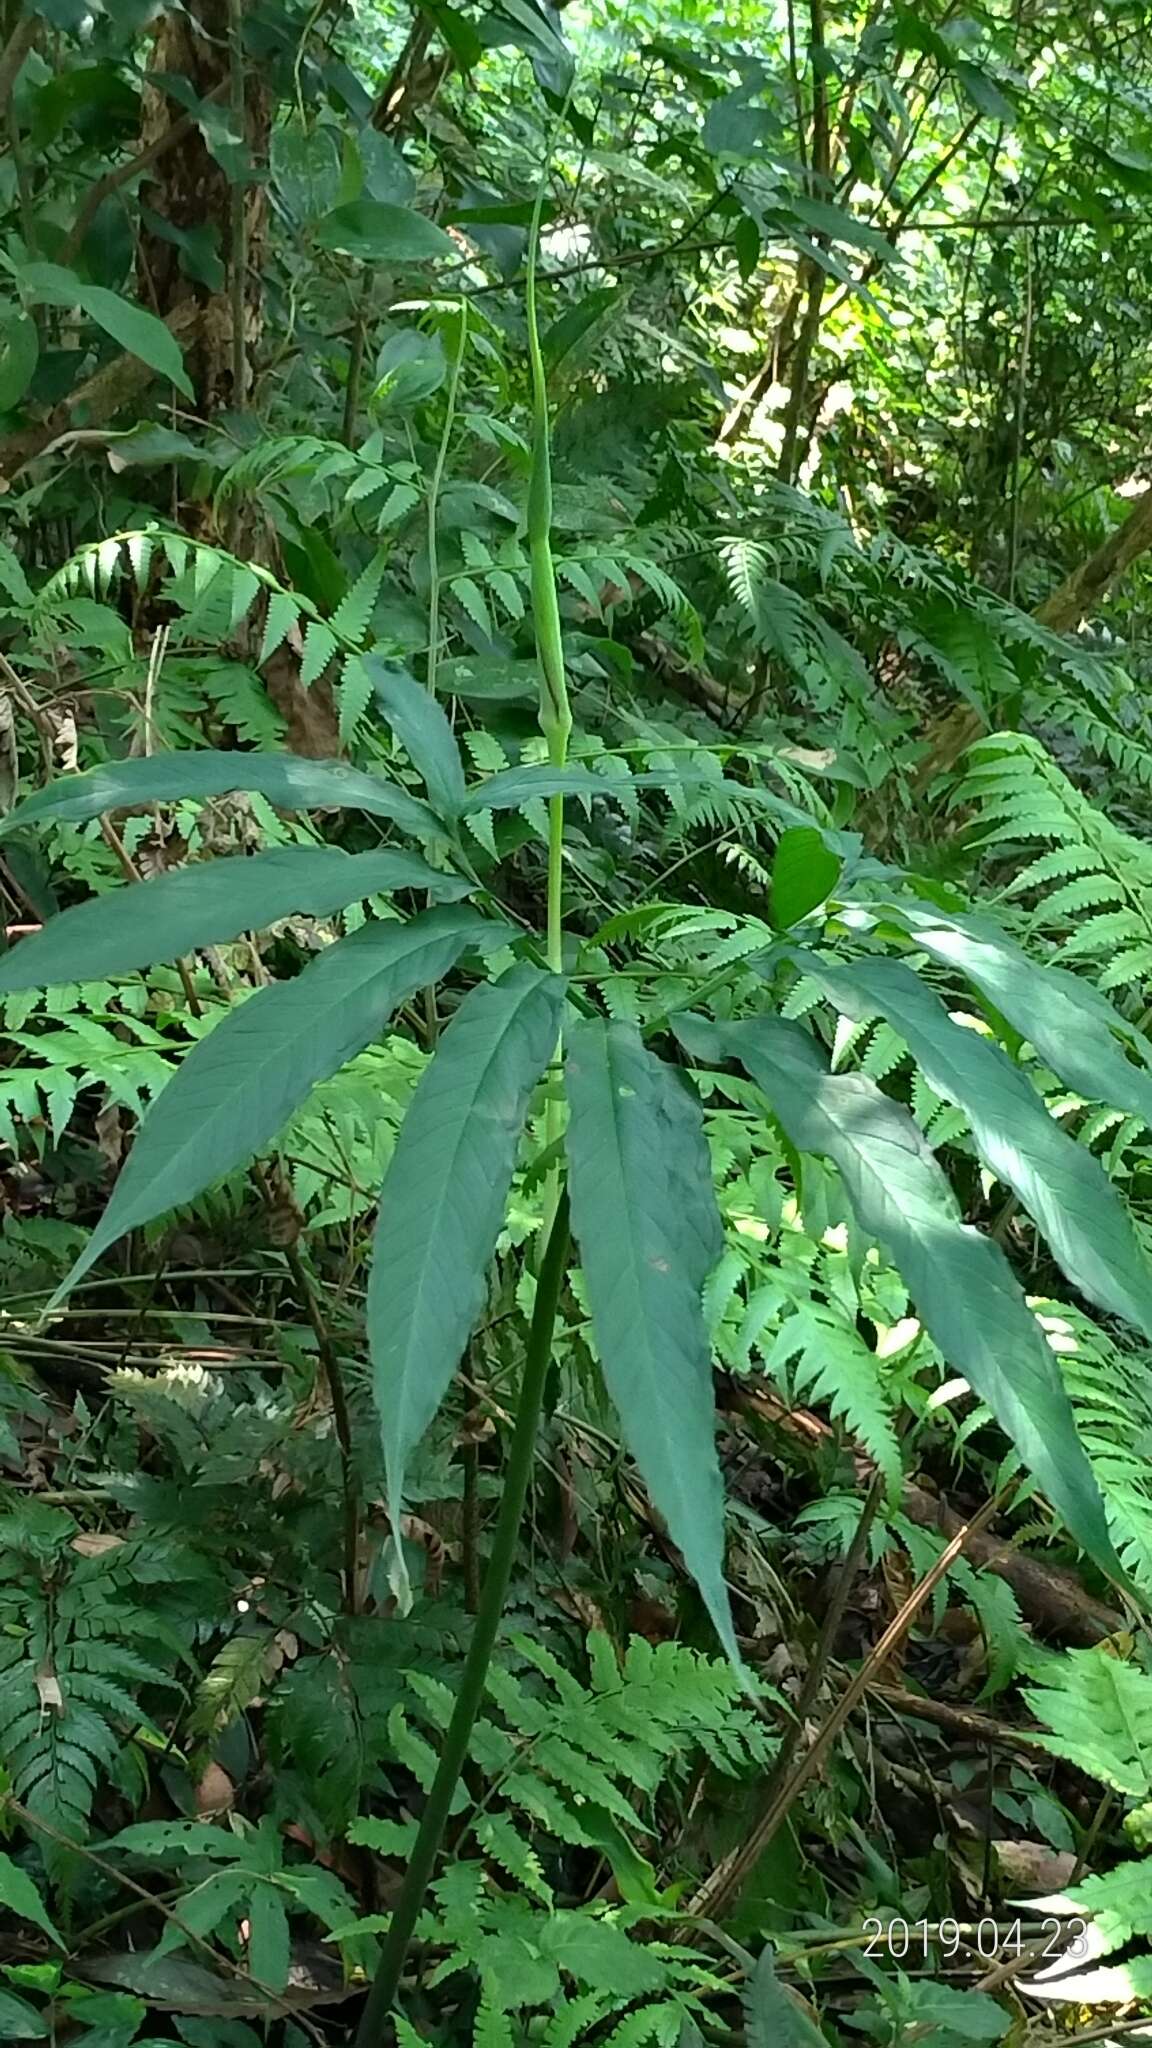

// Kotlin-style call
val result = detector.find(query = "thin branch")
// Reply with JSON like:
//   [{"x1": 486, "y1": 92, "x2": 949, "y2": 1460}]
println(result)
[{"x1": 684, "y1": 1488, "x2": 1009, "y2": 1923}]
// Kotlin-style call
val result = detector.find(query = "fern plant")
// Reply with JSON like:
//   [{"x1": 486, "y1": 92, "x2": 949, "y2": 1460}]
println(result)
[
  {"x1": 954, "y1": 730, "x2": 1152, "y2": 996},
  {"x1": 0, "y1": 1503, "x2": 199, "y2": 1871}
]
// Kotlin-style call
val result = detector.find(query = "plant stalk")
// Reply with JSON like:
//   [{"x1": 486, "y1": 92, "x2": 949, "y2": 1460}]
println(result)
[{"x1": 353, "y1": 1193, "x2": 571, "y2": 2048}]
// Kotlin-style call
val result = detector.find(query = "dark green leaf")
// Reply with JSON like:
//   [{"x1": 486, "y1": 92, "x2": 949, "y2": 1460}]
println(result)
[
  {"x1": 0, "y1": 847, "x2": 471, "y2": 993},
  {"x1": 954, "y1": 59, "x2": 1016, "y2": 124},
  {"x1": 0, "y1": 751, "x2": 439, "y2": 845},
  {"x1": 0, "y1": 1992, "x2": 47, "y2": 2041},
  {"x1": 787, "y1": 194, "x2": 898, "y2": 256},
  {"x1": 371, "y1": 964, "x2": 565, "y2": 1572},
  {"x1": 245, "y1": 1884, "x2": 290, "y2": 1995},
  {"x1": 542, "y1": 288, "x2": 621, "y2": 371},
  {"x1": 807, "y1": 954, "x2": 1152, "y2": 1345},
  {"x1": 364, "y1": 655, "x2": 467, "y2": 816},
  {"x1": 313, "y1": 200, "x2": 456, "y2": 263},
  {"x1": 676, "y1": 1012, "x2": 1118, "y2": 1578},
  {"x1": 0, "y1": 308, "x2": 38, "y2": 410},
  {"x1": 564, "y1": 1019, "x2": 741, "y2": 1667},
  {"x1": 744, "y1": 1944, "x2": 829, "y2": 2048},
  {"x1": 0, "y1": 1852, "x2": 63, "y2": 1949},
  {"x1": 18, "y1": 262, "x2": 194, "y2": 399},
  {"x1": 436, "y1": 656, "x2": 538, "y2": 702},
  {"x1": 461, "y1": 765, "x2": 627, "y2": 815},
  {"x1": 895, "y1": 904, "x2": 1152, "y2": 1130},
  {"x1": 52, "y1": 907, "x2": 506, "y2": 1304},
  {"x1": 270, "y1": 121, "x2": 343, "y2": 223},
  {"x1": 771, "y1": 827, "x2": 841, "y2": 928}
]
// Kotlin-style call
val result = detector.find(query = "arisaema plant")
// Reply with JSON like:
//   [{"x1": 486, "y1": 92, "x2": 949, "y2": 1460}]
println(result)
[{"x1": 3, "y1": 126, "x2": 1152, "y2": 2048}]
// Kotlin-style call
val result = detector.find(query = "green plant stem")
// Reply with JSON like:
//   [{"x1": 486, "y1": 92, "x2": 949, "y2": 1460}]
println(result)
[
  {"x1": 426, "y1": 300, "x2": 468, "y2": 699},
  {"x1": 353, "y1": 1192, "x2": 571, "y2": 2048},
  {"x1": 228, "y1": 0, "x2": 248, "y2": 410},
  {"x1": 546, "y1": 786, "x2": 565, "y2": 973}
]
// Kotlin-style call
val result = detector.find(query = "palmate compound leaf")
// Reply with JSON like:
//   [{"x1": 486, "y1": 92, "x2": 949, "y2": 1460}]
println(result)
[
  {"x1": 805, "y1": 954, "x2": 1152, "y2": 1345},
  {"x1": 674, "y1": 1013, "x2": 1119, "y2": 1581},
  {"x1": 50, "y1": 906, "x2": 508, "y2": 1306},
  {"x1": 369, "y1": 964, "x2": 566, "y2": 1597},
  {"x1": 888, "y1": 902, "x2": 1152, "y2": 1131},
  {"x1": 0, "y1": 847, "x2": 472, "y2": 993},
  {"x1": 0, "y1": 750, "x2": 440, "y2": 845},
  {"x1": 563, "y1": 1018, "x2": 743, "y2": 1671}
]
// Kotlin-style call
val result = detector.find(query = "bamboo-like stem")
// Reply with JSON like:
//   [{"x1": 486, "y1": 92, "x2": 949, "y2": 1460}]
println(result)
[{"x1": 352, "y1": 1195, "x2": 571, "y2": 2048}]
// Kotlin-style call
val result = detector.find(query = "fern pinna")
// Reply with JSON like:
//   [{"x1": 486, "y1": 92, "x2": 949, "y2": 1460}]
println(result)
[{"x1": 955, "y1": 731, "x2": 1152, "y2": 996}]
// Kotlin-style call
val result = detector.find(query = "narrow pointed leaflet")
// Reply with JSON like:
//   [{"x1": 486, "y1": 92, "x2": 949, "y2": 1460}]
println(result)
[
  {"x1": 0, "y1": 848, "x2": 472, "y2": 993},
  {"x1": 891, "y1": 903, "x2": 1152, "y2": 1131},
  {"x1": 806, "y1": 953, "x2": 1152, "y2": 1344},
  {"x1": 369, "y1": 963, "x2": 567, "y2": 1592},
  {"x1": 563, "y1": 1018, "x2": 743, "y2": 1668},
  {"x1": 51, "y1": 907, "x2": 507, "y2": 1305},
  {"x1": 675, "y1": 1012, "x2": 1118, "y2": 1580},
  {"x1": 0, "y1": 751, "x2": 439, "y2": 844}
]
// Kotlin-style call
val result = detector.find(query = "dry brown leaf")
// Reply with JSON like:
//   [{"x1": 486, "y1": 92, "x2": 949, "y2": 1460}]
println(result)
[
  {"x1": 71, "y1": 1531, "x2": 125, "y2": 1557},
  {"x1": 195, "y1": 1762, "x2": 235, "y2": 1816},
  {"x1": 95, "y1": 1103, "x2": 124, "y2": 1168},
  {"x1": 36, "y1": 1664, "x2": 64, "y2": 1711},
  {"x1": 994, "y1": 1840, "x2": 1078, "y2": 1894}
]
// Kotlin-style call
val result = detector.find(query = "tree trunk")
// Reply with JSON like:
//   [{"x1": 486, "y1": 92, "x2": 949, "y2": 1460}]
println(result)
[
  {"x1": 138, "y1": 0, "x2": 267, "y2": 415},
  {"x1": 1034, "y1": 483, "x2": 1152, "y2": 633},
  {"x1": 914, "y1": 479, "x2": 1152, "y2": 787}
]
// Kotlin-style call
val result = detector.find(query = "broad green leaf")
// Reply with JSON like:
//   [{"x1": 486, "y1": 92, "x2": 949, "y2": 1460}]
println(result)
[
  {"x1": 676, "y1": 1012, "x2": 1118, "y2": 1579},
  {"x1": 771, "y1": 827, "x2": 840, "y2": 928},
  {"x1": 744, "y1": 1944, "x2": 829, "y2": 2048},
  {"x1": 0, "y1": 308, "x2": 38, "y2": 410},
  {"x1": 563, "y1": 1019, "x2": 741, "y2": 1668},
  {"x1": 955, "y1": 58, "x2": 1016, "y2": 125},
  {"x1": 807, "y1": 955, "x2": 1152, "y2": 1344},
  {"x1": 0, "y1": 847, "x2": 472, "y2": 992},
  {"x1": 0, "y1": 1851, "x2": 63, "y2": 1949},
  {"x1": 246, "y1": 1882, "x2": 290, "y2": 1993},
  {"x1": 363, "y1": 654, "x2": 467, "y2": 817},
  {"x1": 893, "y1": 903, "x2": 1152, "y2": 1130},
  {"x1": 18, "y1": 262, "x2": 194, "y2": 399},
  {"x1": 460, "y1": 764, "x2": 631, "y2": 815},
  {"x1": 52, "y1": 906, "x2": 505, "y2": 1304},
  {"x1": 313, "y1": 200, "x2": 456, "y2": 263},
  {"x1": 787, "y1": 194, "x2": 897, "y2": 256},
  {"x1": 0, "y1": 750, "x2": 439, "y2": 844},
  {"x1": 461, "y1": 762, "x2": 814, "y2": 828},
  {"x1": 371, "y1": 964, "x2": 565, "y2": 1584},
  {"x1": 0, "y1": 1990, "x2": 47, "y2": 2040}
]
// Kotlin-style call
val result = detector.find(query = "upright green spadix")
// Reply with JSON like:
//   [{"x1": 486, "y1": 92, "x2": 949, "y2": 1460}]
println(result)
[{"x1": 526, "y1": 182, "x2": 572, "y2": 788}]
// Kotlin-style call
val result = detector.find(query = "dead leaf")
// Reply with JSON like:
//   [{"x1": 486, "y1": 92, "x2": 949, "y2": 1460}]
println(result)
[
  {"x1": 995, "y1": 1840, "x2": 1078, "y2": 1894},
  {"x1": 36, "y1": 1663, "x2": 64, "y2": 1711},
  {"x1": 71, "y1": 1532, "x2": 125, "y2": 1557},
  {"x1": 195, "y1": 1762, "x2": 235, "y2": 1816},
  {"x1": 95, "y1": 1102, "x2": 124, "y2": 1168}
]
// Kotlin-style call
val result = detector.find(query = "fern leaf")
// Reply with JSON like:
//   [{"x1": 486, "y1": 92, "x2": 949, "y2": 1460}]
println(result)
[
  {"x1": 331, "y1": 553, "x2": 386, "y2": 647},
  {"x1": 475, "y1": 1814, "x2": 553, "y2": 1904},
  {"x1": 1024, "y1": 1648, "x2": 1152, "y2": 1796}
]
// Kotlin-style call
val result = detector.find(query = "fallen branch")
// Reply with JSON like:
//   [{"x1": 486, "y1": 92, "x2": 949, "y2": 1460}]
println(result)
[{"x1": 730, "y1": 1382, "x2": 1122, "y2": 1644}]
